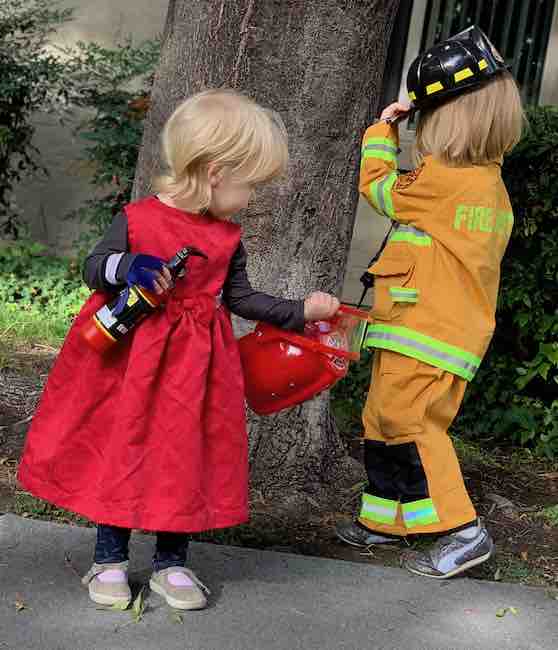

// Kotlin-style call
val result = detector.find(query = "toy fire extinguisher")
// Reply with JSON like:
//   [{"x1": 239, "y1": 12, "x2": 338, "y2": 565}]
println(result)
[{"x1": 81, "y1": 246, "x2": 207, "y2": 354}]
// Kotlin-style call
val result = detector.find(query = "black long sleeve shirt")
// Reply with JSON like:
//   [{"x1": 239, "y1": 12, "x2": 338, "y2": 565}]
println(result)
[{"x1": 83, "y1": 211, "x2": 305, "y2": 331}]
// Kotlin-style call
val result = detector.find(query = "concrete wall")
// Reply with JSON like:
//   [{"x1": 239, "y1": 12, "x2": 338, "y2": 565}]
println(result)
[{"x1": 15, "y1": 0, "x2": 168, "y2": 249}]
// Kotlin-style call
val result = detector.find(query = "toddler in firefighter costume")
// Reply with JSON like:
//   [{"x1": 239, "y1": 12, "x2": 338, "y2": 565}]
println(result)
[
  {"x1": 336, "y1": 27, "x2": 524, "y2": 578},
  {"x1": 18, "y1": 89, "x2": 339, "y2": 609}
]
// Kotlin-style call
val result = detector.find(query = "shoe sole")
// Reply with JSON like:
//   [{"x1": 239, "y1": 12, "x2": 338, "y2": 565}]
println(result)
[
  {"x1": 335, "y1": 529, "x2": 400, "y2": 549},
  {"x1": 88, "y1": 586, "x2": 131, "y2": 607},
  {"x1": 405, "y1": 549, "x2": 494, "y2": 579},
  {"x1": 149, "y1": 578, "x2": 207, "y2": 610}
]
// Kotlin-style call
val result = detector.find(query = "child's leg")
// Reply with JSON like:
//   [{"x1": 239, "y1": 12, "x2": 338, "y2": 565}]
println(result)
[
  {"x1": 150, "y1": 532, "x2": 208, "y2": 610},
  {"x1": 95, "y1": 525, "x2": 132, "y2": 563},
  {"x1": 359, "y1": 350, "x2": 477, "y2": 536},
  {"x1": 356, "y1": 350, "x2": 493, "y2": 577},
  {"x1": 153, "y1": 532, "x2": 190, "y2": 571},
  {"x1": 82, "y1": 524, "x2": 132, "y2": 606}
]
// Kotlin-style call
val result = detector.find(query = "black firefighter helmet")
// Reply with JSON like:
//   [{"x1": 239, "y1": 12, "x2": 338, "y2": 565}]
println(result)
[{"x1": 407, "y1": 25, "x2": 507, "y2": 112}]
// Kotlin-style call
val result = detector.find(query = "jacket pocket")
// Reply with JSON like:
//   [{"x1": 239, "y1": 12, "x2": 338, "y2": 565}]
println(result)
[{"x1": 369, "y1": 252, "x2": 417, "y2": 322}]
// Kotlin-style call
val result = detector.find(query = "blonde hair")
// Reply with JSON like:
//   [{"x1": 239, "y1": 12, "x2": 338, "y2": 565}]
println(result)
[
  {"x1": 415, "y1": 71, "x2": 525, "y2": 167},
  {"x1": 154, "y1": 88, "x2": 288, "y2": 211}
]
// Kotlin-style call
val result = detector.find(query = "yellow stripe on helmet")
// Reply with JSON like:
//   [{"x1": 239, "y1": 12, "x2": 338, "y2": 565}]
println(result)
[
  {"x1": 426, "y1": 81, "x2": 444, "y2": 95},
  {"x1": 454, "y1": 67, "x2": 474, "y2": 82}
]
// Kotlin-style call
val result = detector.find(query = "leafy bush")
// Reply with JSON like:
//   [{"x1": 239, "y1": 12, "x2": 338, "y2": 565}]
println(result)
[
  {"x1": 0, "y1": 0, "x2": 159, "y2": 246},
  {"x1": 331, "y1": 349, "x2": 372, "y2": 436},
  {"x1": 64, "y1": 39, "x2": 160, "y2": 248},
  {"x1": 332, "y1": 106, "x2": 558, "y2": 458},
  {"x1": 455, "y1": 105, "x2": 558, "y2": 457},
  {"x1": 0, "y1": 242, "x2": 88, "y2": 346},
  {"x1": 0, "y1": 0, "x2": 72, "y2": 238}
]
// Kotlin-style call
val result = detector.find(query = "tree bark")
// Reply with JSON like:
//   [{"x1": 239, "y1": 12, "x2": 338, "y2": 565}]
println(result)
[{"x1": 134, "y1": 0, "x2": 401, "y2": 490}]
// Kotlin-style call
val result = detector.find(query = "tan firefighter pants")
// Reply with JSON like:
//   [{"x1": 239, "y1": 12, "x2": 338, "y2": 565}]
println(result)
[{"x1": 359, "y1": 349, "x2": 477, "y2": 536}]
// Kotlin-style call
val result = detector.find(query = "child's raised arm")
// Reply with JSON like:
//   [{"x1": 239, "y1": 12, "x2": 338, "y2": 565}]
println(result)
[{"x1": 359, "y1": 102, "x2": 411, "y2": 222}]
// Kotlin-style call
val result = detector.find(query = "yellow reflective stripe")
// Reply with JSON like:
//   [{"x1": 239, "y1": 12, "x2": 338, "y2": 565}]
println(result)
[
  {"x1": 362, "y1": 137, "x2": 397, "y2": 150},
  {"x1": 408, "y1": 90, "x2": 416, "y2": 101},
  {"x1": 454, "y1": 67, "x2": 474, "y2": 82},
  {"x1": 479, "y1": 59, "x2": 488, "y2": 70},
  {"x1": 389, "y1": 287, "x2": 419, "y2": 303},
  {"x1": 426, "y1": 81, "x2": 444, "y2": 95},
  {"x1": 362, "y1": 148, "x2": 397, "y2": 163},
  {"x1": 390, "y1": 225, "x2": 432, "y2": 247},
  {"x1": 360, "y1": 493, "x2": 398, "y2": 525},
  {"x1": 402, "y1": 498, "x2": 440, "y2": 528},
  {"x1": 365, "y1": 324, "x2": 481, "y2": 381},
  {"x1": 368, "y1": 172, "x2": 397, "y2": 219},
  {"x1": 362, "y1": 137, "x2": 398, "y2": 164}
]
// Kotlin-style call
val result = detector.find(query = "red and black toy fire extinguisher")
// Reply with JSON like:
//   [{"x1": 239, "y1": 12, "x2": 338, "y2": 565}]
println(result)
[{"x1": 81, "y1": 246, "x2": 207, "y2": 353}]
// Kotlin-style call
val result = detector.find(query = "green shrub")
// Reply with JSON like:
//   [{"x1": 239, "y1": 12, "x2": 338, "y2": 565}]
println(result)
[
  {"x1": 331, "y1": 349, "x2": 372, "y2": 436},
  {"x1": 0, "y1": 0, "x2": 72, "y2": 238},
  {"x1": 455, "y1": 106, "x2": 558, "y2": 457},
  {"x1": 332, "y1": 106, "x2": 558, "y2": 458},
  {"x1": 64, "y1": 39, "x2": 161, "y2": 250},
  {"x1": 0, "y1": 241, "x2": 88, "y2": 346}
]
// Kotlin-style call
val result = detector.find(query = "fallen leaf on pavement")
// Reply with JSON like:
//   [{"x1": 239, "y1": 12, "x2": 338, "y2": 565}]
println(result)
[
  {"x1": 496, "y1": 607, "x2": 519, "y2": 618},
  {"x1": 110, "y1": 602, "x2": 129, "y2": 611},
  {"x1": 170, "y1": 612, "x2": 184, "y2": 624},
  {"x1": 132, "y1": 587, "x2": 145, "y2": 622}
]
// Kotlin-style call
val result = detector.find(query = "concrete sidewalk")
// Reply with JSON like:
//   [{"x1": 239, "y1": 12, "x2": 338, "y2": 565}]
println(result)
[{"x1": 1, "y1": 514, "x2": 556, "y2": 650}]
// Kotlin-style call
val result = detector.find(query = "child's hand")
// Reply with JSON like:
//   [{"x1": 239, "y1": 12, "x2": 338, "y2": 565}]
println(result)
[
  {"x1": 126, "y1": 255, "x2": 173, "y2": 294},
  {"x1": 380, "y1": 102, "x2": 411, "y2": 123},
  {"x1": 151, "y1": 267, "x2": 173, "y2": 294},
  {"x1": 303, "y1": 292, "x2": 340, "y2": 321}
]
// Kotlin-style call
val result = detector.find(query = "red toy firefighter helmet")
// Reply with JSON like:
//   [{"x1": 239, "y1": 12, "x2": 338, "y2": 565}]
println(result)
[{"x1": 238, "y1": 305, "x2": 369, "y2": 415}]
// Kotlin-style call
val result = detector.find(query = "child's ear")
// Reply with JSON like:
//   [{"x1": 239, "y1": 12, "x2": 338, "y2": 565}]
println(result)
[{"x1": 207, "y1": 163, "x2": 224, "y2": 188}]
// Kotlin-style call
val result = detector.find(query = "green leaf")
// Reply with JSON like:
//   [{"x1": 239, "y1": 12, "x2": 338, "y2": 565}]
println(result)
[
  {"x1": 131, "y1": 587, "x2": 145, "y2": 622},
  {"x1": 170, "y1": 611, "x2": 184, "y2": 624},
  {"x1": 110, "y1": 601, "x2": 129, "y2": 611}
]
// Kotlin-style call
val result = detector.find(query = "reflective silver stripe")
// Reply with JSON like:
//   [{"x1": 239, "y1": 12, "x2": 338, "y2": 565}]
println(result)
[
  {"x1": 394, "y1": 225, "x2": 430, "y2": 239},
  {"x1": 376, "y1": 174, "x2": 392, "y2": 215},
  {"x1": 389, "y1": 289, "x2": 418, "y2": 302},
  {"x1": 361, "y1": 503, "x2": 397, "y2": 518},
  {"x1": 105, "y1": 253, "x2": 125, "y2": 285},
  {"x1": 363, "y1": 144, "x2": 398, "y2": 155},
  {"x1": 367, "y1": 329, "x2": 479, "y2": 375}
]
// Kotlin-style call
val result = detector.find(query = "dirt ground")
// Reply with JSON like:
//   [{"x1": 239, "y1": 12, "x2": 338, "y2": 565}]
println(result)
[{"x1": 1, "y1": 344, "x2": 557, "y2": 589}]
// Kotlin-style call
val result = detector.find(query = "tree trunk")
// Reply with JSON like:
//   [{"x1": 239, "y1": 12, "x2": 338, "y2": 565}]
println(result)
[{"x1": 134, "y1": 0, "x2": 401, "y2": 491}]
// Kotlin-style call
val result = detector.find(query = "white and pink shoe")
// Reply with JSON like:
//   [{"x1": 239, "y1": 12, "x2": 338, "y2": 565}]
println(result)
[
  {"x1": 149, "y1": 566, "x2": 209, "y2": 610},
  {"x1": 82, "y1": 561, "x2": 132, "y2": 606}
]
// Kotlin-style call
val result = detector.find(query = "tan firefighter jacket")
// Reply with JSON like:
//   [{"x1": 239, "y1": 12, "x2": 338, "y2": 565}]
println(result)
[{"x1": 360, "y1": 121, "x2": 513, "y2": 381}]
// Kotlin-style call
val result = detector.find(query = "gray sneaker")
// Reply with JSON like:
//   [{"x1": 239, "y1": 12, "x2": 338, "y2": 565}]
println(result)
[
  {"x1": 335, "y1": 520, "x2": 401, "y2": 548},
  {"x1": 404, "y1": 522, "x2": 494, "y2": 579}
]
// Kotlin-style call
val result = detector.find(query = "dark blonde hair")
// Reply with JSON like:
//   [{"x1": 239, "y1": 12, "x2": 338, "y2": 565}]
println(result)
[
  {"x1": 154, "y1": 89, "x2": 288, "y2": 211},
  {"x1": 415, "y1": 71, "x2": 525, "y2": 167}
]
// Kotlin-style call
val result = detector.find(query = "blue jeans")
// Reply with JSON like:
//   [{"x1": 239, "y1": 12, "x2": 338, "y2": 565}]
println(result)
[{"x1": 95, "y1": 525, "x2": 190, "y2": 572}]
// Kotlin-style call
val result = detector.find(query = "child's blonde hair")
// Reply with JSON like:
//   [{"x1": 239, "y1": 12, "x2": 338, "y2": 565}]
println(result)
[
  {"x1": 415, "y1": 71, "x2": 524, "y2": 167},
  {"x1": 154, "y1": 88, "x2": 288, "y2": 211}
]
